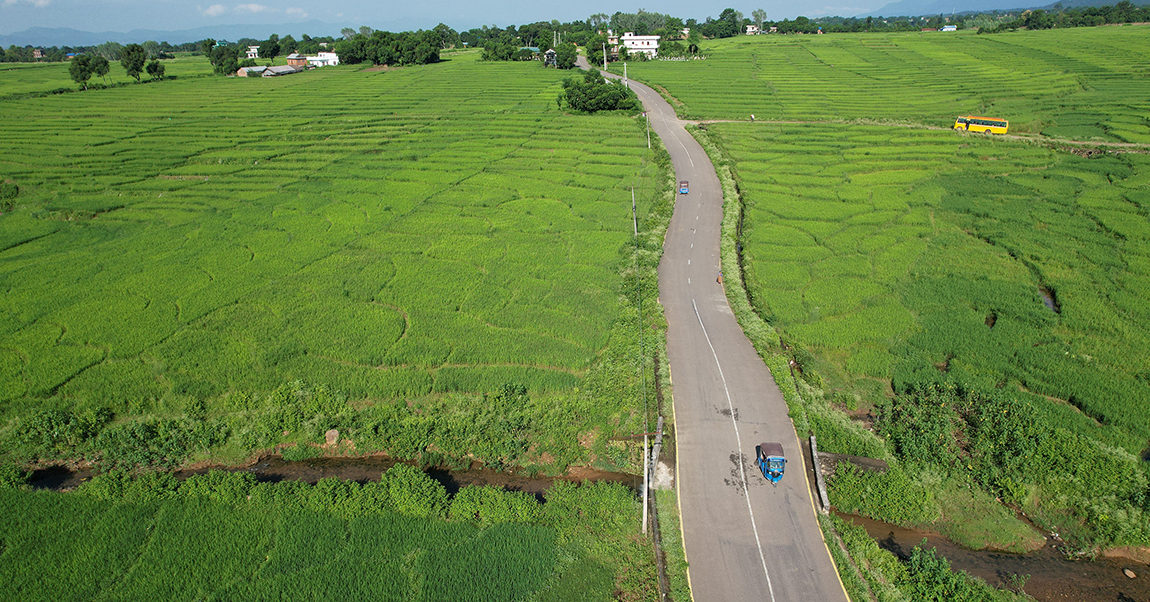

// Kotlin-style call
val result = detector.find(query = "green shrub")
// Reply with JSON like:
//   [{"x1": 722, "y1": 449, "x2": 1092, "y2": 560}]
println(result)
[
  {"x1": 449, "y1": 485, "x2": 541, "y2": 526},
  {"x1": 901, "y1": 546, "x2": 1026, "y2": 601},
  {"x1": 562, "y1": 70, "x2": 640, "y2": 113},
  {"x1": 0, "y1": 182, "x2": 16, "y2": 212},
  {"x1": 0, "y1": 462, "x2": 29, "y2": 489},
  {"x1": 380, "y1": 463, "x2": 449, "y2": 519},
  {"x1": 829, "y1": 464, "x2": 939, "y2": 525}
]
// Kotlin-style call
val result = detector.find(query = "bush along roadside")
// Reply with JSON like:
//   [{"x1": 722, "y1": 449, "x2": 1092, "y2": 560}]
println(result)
[{"x1": 688, "y1": 122, "x2": 1039, "y2": 600}]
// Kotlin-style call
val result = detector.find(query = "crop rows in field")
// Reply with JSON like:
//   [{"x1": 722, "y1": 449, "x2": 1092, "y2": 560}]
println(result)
[
  {"x1": 0, "y1": 469, "x2": 642, "y2": 602},
  {"x1": 718, "y1": 121, "x2": 1150, "y2": 449},
  {"x1": 622, "y1": 27, "x2": 1150, "y2": 141},
  {"x1": 0, "y1": 53, "x2": 657, "y2": 417}
]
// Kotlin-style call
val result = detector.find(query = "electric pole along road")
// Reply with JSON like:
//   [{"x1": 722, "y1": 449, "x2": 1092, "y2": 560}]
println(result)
[{"x1": 578, "y1": 56, "x2": 849, "y2": 602}]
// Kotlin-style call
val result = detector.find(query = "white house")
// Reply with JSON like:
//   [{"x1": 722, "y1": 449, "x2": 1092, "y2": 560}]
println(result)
[
  {"x1": 306, "y1": 52, "x2": 340, "y2": 67},
  {"x1": 746, "y1": 25, "x2": 761, "y2": 35},
  {"x1": 941, "y1": 25, "x2": 958, "y2": 31},
  {"x1": 246, "y1": 45, "x2": 260, "y2": 59},
  {"x1": 620, "y1": 32, "x2": 660, "y2": 57}
]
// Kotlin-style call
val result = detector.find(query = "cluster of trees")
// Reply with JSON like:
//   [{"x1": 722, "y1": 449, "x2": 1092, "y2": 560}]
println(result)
[
  {"x1": 333, "y1": 26, "x2": 453, "y2": 66},
  {"x1": 68, "y1": 43, "x2": 165, "y2": 89},
  {"x1": 0, "y1": 39, "x2": 183, "y2": 63},
  {"x1": 480, "y1": 40, "x2": 577, "y2": 68},
  {"x1": 560, "y1": 70, "x2": 639, "y2": 113},
  {"x1": 199, "y1": 38, "x2": 266, "y2": 75},
  {"x1": 979, "y1": 1, "x2": 1150, "y2": 32},
  {"x1": 461, "y1": 20, "x2": 596, "y2": 51}
]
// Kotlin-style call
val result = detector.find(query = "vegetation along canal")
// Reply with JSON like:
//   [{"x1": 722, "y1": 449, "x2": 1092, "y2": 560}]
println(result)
[
  {"x1": 841, "y1": 512, "x2": 1150, "y2": 602},
  {"x1": 29, "y1": 454, "x2": 640, "y2": 499}
]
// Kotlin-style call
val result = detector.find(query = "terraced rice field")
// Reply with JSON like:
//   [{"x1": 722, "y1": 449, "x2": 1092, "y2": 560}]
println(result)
[
  {"x1": 623, "y1": 26, "x2": 1150, "y2": 140},
  {"x1": 0, "y1": 51, "x2": 662, "y2": 467}
]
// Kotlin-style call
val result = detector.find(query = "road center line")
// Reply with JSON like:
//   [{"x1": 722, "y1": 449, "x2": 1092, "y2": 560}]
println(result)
[
  {"x1": 691, "y1": 299, "x2": 777, "y2": 602},
  {"x1": 675, "y1": 133, "x2": 696, "y2": 167}
]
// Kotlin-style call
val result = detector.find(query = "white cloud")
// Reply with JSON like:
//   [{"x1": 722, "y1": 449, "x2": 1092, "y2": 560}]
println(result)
[
  {"x1": 3, "y1": 0, "x2": 52, "y2": 7},
  {"x1": 235, "y1": 3, "x2": 270, "y2": 13},
  {"x1": 286, "y1": 7, "x2": 307, "y2": 18},
  {"x1": 201, "y1": 4, "x2": 227, "y2": 16}
]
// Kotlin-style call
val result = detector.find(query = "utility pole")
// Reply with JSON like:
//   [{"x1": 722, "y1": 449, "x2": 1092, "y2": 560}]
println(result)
[
  {"x1": 633, "y1": 185, "x2": 648, "y2": 536},
  {"x1": 624, "y1": 62, "x2": 627, "y2": 86},
  {"x1": 646, "y1": 112, "x2": 651, "y2": 149},
  {"x1": 602, "y1": 42, "x2": 607, "y2": 70}
]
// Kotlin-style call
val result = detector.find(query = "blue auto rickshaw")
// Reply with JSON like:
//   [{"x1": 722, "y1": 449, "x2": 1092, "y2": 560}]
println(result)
[{"x1": 756, "y1": 442, "x2": 786, "y2": 484}]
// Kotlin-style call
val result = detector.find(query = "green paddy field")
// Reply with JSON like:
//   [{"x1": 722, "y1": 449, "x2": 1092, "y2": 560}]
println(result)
[
  {"x1": 0, "y1": 51, "x2": 669, "y2": 472},
  {"x1": 0, "y1": 50, "x2": 670, "y2": 600}
]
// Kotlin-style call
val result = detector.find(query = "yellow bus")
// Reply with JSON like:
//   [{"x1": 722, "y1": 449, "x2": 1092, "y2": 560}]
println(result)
[{"x1": 954, "y1": 116, "x2": 1009, "y2": 134}]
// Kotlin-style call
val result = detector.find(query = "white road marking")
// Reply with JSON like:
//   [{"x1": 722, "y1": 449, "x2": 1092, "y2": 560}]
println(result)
[
  {"x1": 688, "y1": 259, "x2": 691, "y2": 265},
  {"x1": 676, "y1": 134, "x2": 696, "y2": 168},
  {"x1": 691, "y1": 299, "x2": 777, "y2": 602}
]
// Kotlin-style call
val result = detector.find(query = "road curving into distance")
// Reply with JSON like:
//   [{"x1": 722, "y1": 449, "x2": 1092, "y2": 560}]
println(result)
[{"x1": 577, "y1": 55, "x2": 849, "y2": 602}]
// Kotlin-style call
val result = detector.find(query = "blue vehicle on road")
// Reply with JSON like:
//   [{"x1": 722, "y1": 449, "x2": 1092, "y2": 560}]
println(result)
[
  {"x1": 679, "y1": 180, "x2": 689, "y2": 194},
  {"x1": 756, "y1": 442, "x2": 786, "y2": 484}
]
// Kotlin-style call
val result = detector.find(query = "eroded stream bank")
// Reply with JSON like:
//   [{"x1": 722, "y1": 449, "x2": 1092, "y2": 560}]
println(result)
[
  {"x1": 29, "y1": 454, "x2": 641, "y2": 499},
  {"x1": 840, "y1": 512, "x2": 1150, "y2": 602}
]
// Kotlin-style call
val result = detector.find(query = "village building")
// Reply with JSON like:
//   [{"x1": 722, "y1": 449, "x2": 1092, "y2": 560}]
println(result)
[
  {"x1": 286, "y1": 53, "x2": 308, "y2": 67},
  {"x1": 246, "y1": 45, "x2": 260, "y2": 59},
  {"x1": 620, "y1": 31, "x2": 660, "y2": 58},
  {"x1": 307, "y1": 52, "x2": 340, "y2": 67},
  {"x1": 746, "y1": 25, "x2": 761, "y2": 35},
  {"x1": 236, "y1": 65, "x2": 304, "y2": 77}
]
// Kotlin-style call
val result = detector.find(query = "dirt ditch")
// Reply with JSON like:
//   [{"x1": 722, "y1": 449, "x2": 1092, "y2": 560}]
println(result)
[
  {"x1": 839, "y1": 512, "x2": 1150, "y2": 602},
  {"x1": 28, "y1": 454, "x2": 641, "y2": 500}
]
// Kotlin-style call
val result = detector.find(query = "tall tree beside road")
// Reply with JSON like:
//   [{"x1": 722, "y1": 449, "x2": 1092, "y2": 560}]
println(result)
[
  {"x1": 586, "y1": 33, "x2": 609, "y2": 66},
  {"x1": 555, "y1": 42, "x2": 577, "y2": 69},
  {"x1": 199, "y1": 39, "x2": 216, "y2": 56},
  {"x1": 69, "y1": 54, "x2": 92, "y2": 90},
  {"x1": 120, "y1": 43, "x2": 147, "y2": 82}
]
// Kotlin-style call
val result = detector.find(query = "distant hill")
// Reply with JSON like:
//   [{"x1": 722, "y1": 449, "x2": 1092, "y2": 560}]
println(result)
[
  {"x1": 860, "y1": 0, "x2": 1149, "y2": 17},
  {"x1": 0, "y1": 21, "x2": 341, "y2": 48}
]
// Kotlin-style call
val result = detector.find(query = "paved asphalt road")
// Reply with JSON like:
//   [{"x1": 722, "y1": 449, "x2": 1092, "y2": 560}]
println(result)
[{"x1": 577, "y1": 56, "x2": 849, "y2": 602}]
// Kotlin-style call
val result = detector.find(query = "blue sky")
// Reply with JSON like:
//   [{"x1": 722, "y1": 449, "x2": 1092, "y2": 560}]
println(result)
[{"x1": 0, "y1": 0, "x2": 887, "y2": 35}]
